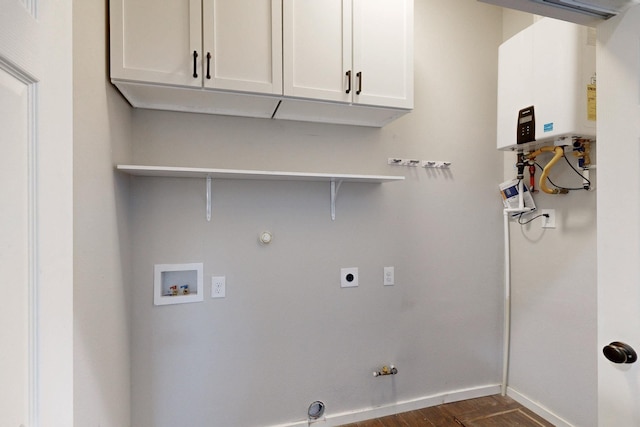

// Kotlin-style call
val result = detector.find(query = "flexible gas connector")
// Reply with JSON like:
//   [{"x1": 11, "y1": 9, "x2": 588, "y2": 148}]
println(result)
[{"x1": 526, "y1": 146, "x2": 568, "y2": 194}]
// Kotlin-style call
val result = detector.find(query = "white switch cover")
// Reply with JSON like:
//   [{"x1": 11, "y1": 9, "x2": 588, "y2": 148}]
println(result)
[
  {"x1": 212, "y1": 276, "x2": 226, "y2": 298},
  {"x1": 384, "y1": 267, "x2": 395, "y2": 286},
  {"x1": 341, "y1": 267, "x2": 359, "y2": 288}
]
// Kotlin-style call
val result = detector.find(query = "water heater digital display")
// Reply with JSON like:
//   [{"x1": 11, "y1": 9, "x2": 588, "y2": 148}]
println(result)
[{"x1": 517, "y1": 106, "x2": 536, "y2": 144}]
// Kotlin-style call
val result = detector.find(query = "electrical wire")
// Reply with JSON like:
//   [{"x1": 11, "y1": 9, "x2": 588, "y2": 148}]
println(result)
[
  {"x1": 518, "y1": 212, "x2": 549, "y2": 225},
  {"x1": 563, "y1": 153, "x2": 592, "y2": 187},
  {"x1": 534, "y1": 157, "x2": 589, "y2": 192}
]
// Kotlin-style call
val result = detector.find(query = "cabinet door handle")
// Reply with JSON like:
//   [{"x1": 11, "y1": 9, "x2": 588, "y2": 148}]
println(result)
[
  {"x1": 356, "y1": 71, "x2": 362, "y2": 95},
  {"x1": 206, "y1": 52, "x2": 211, "y2": 80},
  {"x1": 345, "y1": 70, "x2": 352, "y2": 94},
  {"x1": 192, "y1": 50, "x2": 199, "y2": 78}
]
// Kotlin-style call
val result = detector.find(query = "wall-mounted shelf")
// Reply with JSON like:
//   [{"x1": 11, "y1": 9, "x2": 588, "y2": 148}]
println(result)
[{"x1": 116, "y1": 165, "x2": 404, "y2": 221}]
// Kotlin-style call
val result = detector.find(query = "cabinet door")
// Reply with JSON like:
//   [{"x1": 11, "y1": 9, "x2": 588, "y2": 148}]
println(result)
[
  {"x1": 202, "y1": 0, "x2": 282, "y2": 94},
  {"x1": 110, "y1": 0, "x2": 202, "y2": 88},
  {"x1": 283, "y1": 0, "x2": 352, "y2": 102},
  {"x1": 353, "y1": 0, "x2": 413, "y2": 109}
]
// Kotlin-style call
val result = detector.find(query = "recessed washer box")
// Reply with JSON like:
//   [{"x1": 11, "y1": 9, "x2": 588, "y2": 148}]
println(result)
[
  {"x1": 341, "y1": 267, "x2": 359, "y2": 288},
  {"x1": 154, "y1": 263, "x2": 204, "y2": 306}
]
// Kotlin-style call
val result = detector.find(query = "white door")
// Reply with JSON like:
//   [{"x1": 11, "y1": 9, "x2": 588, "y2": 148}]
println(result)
[
  {"x1": 202, "y1": 0, "x2": 282, "y2": 94},
  {"x1": 283, "y1": 0, "x2": 352, "y2": 102},
  {"x1": 0, "y1": 1, "x2": 73, "y2": 426},
  {"x1": 352, "y1": 0, "x2": 413, "y2": 109},
  {"x1": 0, "y1": 51, "x2": 32, "y2": 427},
  {"x1": 110, "y1": 0, "x2": 202, "y2": 88},
  {"x1": 597, "y1": 5, "x2": 640, "y2": 425}
]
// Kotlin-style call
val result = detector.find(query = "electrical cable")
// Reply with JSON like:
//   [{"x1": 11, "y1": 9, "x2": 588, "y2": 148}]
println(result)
[
  {"x1": 518, "y1": 212, "x2": 549, "y2": 225},
  {"x1": 563, "y1": 153, "x2": 592, "y2": 187},
  {"x1": 534, "y1": 160, "x2": 588, "y2": 192}
]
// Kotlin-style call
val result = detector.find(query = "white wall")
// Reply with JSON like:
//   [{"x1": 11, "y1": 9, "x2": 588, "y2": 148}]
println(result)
[
  {"x1": 73, "y1": 0, "x2": 133, "y2": 425},
  {"x1": 597, "y1": 6, "x2": 640, "y2": 425},
  {"x1": 501, "y1": 14, "x2": 597, "y2": 427},
  {"x1": 507, "y1": 176, "x2": 597, "y2": 427},
  {"x1": 127, "y1": 1, "x2": 506, "y2": 426},
  {"x1": 68, "y1": 2, "x2": 602, "y2": 426}
]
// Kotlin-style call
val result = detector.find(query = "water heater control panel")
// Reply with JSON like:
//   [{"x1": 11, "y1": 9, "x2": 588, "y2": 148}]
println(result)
[{"x1": 517, "y1": 106, "x2": 535, "y2": 145}]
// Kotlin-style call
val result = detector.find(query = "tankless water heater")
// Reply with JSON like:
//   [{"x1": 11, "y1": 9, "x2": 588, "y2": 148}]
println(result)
[{"x1": 496, "y1": 18, "x2": 596, "y2": 151}]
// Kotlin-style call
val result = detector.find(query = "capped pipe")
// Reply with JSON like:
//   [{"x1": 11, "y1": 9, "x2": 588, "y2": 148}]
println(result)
[{"x1": 373, "y1": 365, "x2": 397, "y2": 377}]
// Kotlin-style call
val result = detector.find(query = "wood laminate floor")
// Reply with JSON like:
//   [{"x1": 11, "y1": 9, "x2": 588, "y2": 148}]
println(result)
[{"x1": 339, "y1": 394, "x2": 554, "y2": 427}]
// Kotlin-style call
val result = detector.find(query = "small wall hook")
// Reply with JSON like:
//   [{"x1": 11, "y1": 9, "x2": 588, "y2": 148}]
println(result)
[{"x1": 422, "y1": 160, "x2": 452, "y2": 169}]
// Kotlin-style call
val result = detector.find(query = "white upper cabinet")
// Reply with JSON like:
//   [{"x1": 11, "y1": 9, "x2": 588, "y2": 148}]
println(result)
[
  {"x1": 352, "y1": 0, "x2": 413, "y2": 109},
  {"x1": 110, "y1": 0, "x2": 282, "y2": 95},
  {"x1": 283, "y1": 0, "x2": 352, "y2": 103},
  {"x1": 110, "y1": 0, "x2": 203, "y2": 87},
  {"x1": 202, "y1": 0, "x2": 282, "y2": 94},
  {"x1": 109, "y1": 0, "x2": 413, "y2": 126},
  {"x1": 283, "y1": 0, "x2": 413, "y2": 110}
]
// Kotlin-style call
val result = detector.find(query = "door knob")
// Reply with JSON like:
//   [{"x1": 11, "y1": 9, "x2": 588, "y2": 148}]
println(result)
[{"x1": 603, "y1": 341, "x2": 637, "y2": 364}]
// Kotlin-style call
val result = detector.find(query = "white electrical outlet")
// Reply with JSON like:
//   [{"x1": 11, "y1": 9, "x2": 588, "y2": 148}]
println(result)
[
  {"x1": 211, "y1": 276, "x2": 226, "y2": 298},
  {"x1": 340, "y1": 267, "x2": 359, "y2": 288},
  {"x1": 384, "y1": 266, "x2": 395, "y2": 286},
  {"x1": 541, "y1": 209, "x2": 556, "y2": 229}
]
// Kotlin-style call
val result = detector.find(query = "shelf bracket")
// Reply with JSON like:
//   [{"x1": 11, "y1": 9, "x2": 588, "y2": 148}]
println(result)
[
  {"x1": 330, "y1": 179, "x2": 343, "y2": 221},
  {"x1": 206, "y1": 176, "x2": 212, "y2": 222}
]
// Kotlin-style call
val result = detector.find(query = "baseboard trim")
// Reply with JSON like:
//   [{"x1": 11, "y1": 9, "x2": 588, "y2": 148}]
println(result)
[
  {"x1": 507, "y1": 387, "x2": 575, "y2": 427},
  {"x1": 270, "y1": 384, "x2": 502, "y2": 427}
]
